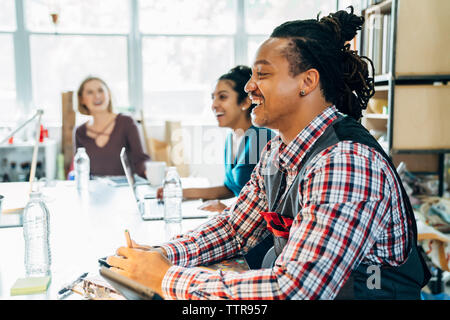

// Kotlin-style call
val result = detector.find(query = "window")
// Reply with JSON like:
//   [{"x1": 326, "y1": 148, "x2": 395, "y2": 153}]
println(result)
[
  {"x1": 30, "y1": 35, "x2": 128, "y2": 122},
  {"x1": 142, "y1": 36, "x2": 234, "y2": 119},
  {"x1": 247, "y1": 36, "x2": 266, "y2": 65},
  {"x1": 0, "y1": 35, "x2": 17, "y2": 123},
  {"x1": 0, "y1": 0, "x2": 17, "y2": 125},
  {"x1": 139, "y1": 0, "x2": 236, "y2": 34},
  {"x1": 246, "y1": 0, "x2": 338, "y2": 93},
  {"x1": 140, "y1": 0, "x2": 336, "y2": 121},
  {"x1": 6, "y1": 0, "x2": 343, "y2": 126},
  {"x1": 25, "y1": 0, "x2": 130, "y2": 33},
  {"x1": 140, "y1": 0, "x2": 236, "y2": 121},
  {"x1": 338, "y1": 0, "x2": 362, "y2": 12},
  {"x1": 0, "y1": 0, "x2": 16, "y2": 31},
  {"x1": 245, "y1": 0, "x2": 337, "y2": 35},
  {"x1": 25, "y1": 0, "x2": 130, "y2": 124}
]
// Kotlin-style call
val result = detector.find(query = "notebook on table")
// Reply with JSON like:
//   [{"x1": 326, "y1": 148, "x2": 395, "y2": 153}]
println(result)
[{"x1": 99, "y1": 256, "x2": 249, "y2": 300}]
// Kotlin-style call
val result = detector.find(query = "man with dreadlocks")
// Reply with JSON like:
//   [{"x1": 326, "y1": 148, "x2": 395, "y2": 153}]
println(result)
[{"x1": 106, "y1": 7, "x2": 430, "y2": 300}]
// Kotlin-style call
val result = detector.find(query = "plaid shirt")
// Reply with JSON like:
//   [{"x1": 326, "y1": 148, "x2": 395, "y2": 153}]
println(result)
[{"x1": 160, "y1": 105, "x2": 410, "y2": 300}]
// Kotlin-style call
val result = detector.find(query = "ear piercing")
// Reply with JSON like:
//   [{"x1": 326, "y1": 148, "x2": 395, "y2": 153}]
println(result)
[{"x1": 300, "y1": 90, "x2": 306, "y2": 96}]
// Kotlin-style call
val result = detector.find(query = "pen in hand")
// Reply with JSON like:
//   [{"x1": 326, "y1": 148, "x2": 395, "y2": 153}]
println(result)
[
  {"x1": 124, "y1": 229, "x2": 154, "y2": 251},
  {"x1": 125, "y1": 229, "x2": 133, "y2": 248}
]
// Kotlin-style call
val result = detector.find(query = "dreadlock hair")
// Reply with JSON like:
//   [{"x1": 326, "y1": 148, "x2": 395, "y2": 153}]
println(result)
[
  {"x1": 218, "y1": 65, "x2": 255, "y2": 116},
  {"x1": 270, "y1": 6, "x2": 375, "y2": 120}
]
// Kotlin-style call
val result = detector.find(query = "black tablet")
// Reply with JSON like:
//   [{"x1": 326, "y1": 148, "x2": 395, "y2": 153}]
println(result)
[{"x1": 99, "y1": 267, "x2": 163, "y2": 300}]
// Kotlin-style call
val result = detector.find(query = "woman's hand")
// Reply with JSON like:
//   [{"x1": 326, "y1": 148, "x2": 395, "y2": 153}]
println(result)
[{"x1": 197, "y1": 200, "x2": 227, "y2": 212}]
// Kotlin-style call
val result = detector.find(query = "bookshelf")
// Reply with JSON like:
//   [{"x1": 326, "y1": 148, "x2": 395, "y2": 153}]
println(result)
[{"x1": 360, "y1": 0, "x2": 450, "y2": 197}]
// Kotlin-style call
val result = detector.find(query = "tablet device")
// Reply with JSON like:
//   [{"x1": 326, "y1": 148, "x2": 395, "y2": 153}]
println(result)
[{"x1": 99, "y1": 267, "x2": 163, "y2": 300}]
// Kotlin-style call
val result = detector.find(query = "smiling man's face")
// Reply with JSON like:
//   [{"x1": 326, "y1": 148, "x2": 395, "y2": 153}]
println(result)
[{"x1": 245, "y1": 38, "x2": 303, "y2": 131}]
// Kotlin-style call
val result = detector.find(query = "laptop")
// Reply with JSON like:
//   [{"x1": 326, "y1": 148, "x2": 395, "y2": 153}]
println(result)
[{"x1": 120, "y1": 147, "x2": 216, "y2": 221}]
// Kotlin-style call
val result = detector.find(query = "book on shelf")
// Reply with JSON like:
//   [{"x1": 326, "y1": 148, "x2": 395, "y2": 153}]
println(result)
[
  {"x1": 382, "y1": 14, "x2": 391, "y2": 74},
  {"x1": 364, "y1": 14, "x2": 374, "y2": 63},
  {"x1": 373, "y1": 13, "x2": 383, "y2": 75},
  {"x1": 363, "y1": 11, "x2": 392, "y2": 76}
]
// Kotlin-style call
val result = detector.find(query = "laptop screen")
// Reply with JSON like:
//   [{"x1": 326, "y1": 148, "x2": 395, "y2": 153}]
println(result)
[{"x1": 120, "y1": 147, "x2": 138, "y2": 200}]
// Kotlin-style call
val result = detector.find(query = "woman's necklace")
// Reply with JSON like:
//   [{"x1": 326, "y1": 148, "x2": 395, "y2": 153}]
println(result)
[{"x1": 87, "y1": 115, "x2": 117, "y2": 139}]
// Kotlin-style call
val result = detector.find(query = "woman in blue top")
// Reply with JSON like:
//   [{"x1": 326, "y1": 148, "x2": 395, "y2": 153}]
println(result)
[{"x1": 158, "y1": 66, "x2": 274, "y2": 212}]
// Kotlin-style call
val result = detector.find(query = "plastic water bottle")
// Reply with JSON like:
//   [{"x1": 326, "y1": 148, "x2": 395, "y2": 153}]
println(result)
[
  {"x1": 74, "y1": 147, "x2": 90, "y2": 192},
  {"x1": 163, "y1": 167, "x2": 182, "y2": 223},
  {"x1": 23, "y1": 190, "x2": 51, "y2": 277}
]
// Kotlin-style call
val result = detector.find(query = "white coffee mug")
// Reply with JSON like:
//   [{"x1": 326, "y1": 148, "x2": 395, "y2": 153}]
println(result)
[{"x1": 145, "y1": 161, "x2": 167, "y2": 186}]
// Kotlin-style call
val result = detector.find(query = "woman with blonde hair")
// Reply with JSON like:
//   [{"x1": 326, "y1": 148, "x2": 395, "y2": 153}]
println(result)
[{"x1": 74, "y1": 76, "x2": 149, "y2": 177}]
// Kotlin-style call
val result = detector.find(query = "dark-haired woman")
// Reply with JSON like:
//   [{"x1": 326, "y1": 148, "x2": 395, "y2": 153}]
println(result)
[
  {"x1": 157, "y1": 66, "x2": 275, "y2": 212},
  {"x1": 107, "y1": 7, "x2": 429, "y2": 300}
]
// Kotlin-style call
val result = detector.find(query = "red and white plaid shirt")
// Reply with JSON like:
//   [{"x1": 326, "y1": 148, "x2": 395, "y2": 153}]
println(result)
[{"x1": 160, "y1": 105, "x2": 410, "y2": 300}]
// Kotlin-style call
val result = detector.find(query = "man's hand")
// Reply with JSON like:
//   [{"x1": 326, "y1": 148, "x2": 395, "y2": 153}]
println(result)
[
  {"x1": 130, "y1": 241, "x2": 169, "y2": 257},
  {"x1": 106, "y1": 247, "x2": 172, "y2": 297}
]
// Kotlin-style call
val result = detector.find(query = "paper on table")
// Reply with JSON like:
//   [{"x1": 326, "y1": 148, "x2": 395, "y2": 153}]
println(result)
[{"x1": 10, "y1": 276, "x2": 51, "y2": 296}]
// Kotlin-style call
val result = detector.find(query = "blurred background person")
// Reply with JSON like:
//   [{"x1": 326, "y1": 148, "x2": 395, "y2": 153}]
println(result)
[{"x1": 74, "y1": 76, "x2": 150, "y2": 178}]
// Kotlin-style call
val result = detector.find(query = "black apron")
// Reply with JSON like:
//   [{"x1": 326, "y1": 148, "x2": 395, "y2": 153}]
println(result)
[{"x1": 244, "y1": 115, "x2": 430, "y2": 299}]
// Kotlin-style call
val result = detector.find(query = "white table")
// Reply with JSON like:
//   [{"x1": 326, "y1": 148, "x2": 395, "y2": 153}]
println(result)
[{"x1": 0, "y1": 179, "x2": 212, "y2": 300}]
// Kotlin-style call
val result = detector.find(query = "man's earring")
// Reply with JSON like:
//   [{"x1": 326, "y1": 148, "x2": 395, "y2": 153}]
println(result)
[{"x1": 300, "y1": 90, "x2": 306, "y2": 96}]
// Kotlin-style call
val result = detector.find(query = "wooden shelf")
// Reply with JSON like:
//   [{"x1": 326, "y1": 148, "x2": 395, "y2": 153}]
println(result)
[
  {"x1": 364, "y1": 113, "x2": 389, "y2": 120},
  {"x1": 374, "y1": 85, "x2": 389, "y2": 92},
  {"x1": 393, "y1": 85, "x2": 450, "y2": 150},
  {"x1": 374, "y1": 73, "x2": 391, "y2": 83},
  {"x1": 392, "y1": 153, "x2": 440, "y2": 173},
  {"x1": 396, "y1": 0, "x2": 450, "y2": 75}
]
